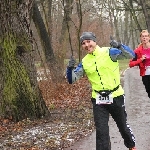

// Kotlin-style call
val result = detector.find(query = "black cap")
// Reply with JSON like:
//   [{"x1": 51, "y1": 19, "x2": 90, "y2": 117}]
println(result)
[{"x1": 80, "y1": 32, "x2": 96, "y2": 44}]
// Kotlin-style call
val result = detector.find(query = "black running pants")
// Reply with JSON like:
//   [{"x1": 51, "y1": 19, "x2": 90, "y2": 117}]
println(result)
[
  {"x1": 91, "y1": 95, "x2": 135, "y2": 150},
  {"x1": 142, "y1": 75, "x2": 150, "y2": 98}
]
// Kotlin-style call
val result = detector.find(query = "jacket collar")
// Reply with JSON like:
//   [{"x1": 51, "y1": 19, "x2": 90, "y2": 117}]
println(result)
[
  {"x1": 91, "y1": 45, "x2": 100, "y2": 55},
  {"x1": 135, "y1": 44, "x2": 143, "y2": 53}
]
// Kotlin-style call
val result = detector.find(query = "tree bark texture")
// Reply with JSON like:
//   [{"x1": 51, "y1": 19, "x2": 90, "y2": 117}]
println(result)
[
  {"x1": 0, "y1": 0, "x2": 49, "y2": 122},
  {"x1": 140, "y1": 0, "x2": 150, "y2": 32}
]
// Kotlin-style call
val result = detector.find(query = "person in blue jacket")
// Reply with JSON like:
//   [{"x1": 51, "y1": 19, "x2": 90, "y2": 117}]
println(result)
[{"x1": 66, "y1": 32, "x2": 137, "y2": 150}]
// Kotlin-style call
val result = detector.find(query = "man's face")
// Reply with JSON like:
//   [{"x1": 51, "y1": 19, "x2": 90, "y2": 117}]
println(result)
[
  {"x1": 81, "y1": 40, "x2": 96, "y2": 54},
  {"x1": 140, "y1": 32, "x2": 150, "y2": 44}
]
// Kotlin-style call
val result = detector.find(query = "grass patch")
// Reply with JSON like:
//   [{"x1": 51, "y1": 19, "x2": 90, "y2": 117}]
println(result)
[{"x1": 118, "y1": 59, "x2": 130, "y2": 72}]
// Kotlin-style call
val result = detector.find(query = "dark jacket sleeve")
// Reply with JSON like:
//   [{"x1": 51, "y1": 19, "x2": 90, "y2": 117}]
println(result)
[
  {"x1": 66, "y1": 67, "x2": 73, "y2": 84},
  {"x1": 66, "y1": 63, "x2": 84, "y2": 84}
]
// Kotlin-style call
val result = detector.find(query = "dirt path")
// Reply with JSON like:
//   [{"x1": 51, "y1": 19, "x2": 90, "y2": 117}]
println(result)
[{"x1": 64, "y1": 67, "x2": 150, "y2": 150}]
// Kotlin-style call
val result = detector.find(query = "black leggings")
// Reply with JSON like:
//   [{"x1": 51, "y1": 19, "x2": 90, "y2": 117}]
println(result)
[
  {"x1": 142, "y1": 75, "x2": 150, "y2": 98},
  {"x1": 91, "y1": 95, "x2": 135, "y2": 150}
]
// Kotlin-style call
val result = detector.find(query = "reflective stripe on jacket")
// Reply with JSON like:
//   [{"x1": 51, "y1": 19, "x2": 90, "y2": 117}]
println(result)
[{"x1": 82, "y1": 45, "x2": 124, "y2": 98}]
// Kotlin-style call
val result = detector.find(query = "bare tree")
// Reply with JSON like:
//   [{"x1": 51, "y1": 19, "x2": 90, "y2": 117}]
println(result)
[
  {"x1": 34, "y1": 0, "x2": 150, "y2": 63},
  {"x1": 32, "y1": 1, "x2": 63, "y2": 82},
  {"x1": 139, "y1": 0, "x2": 150, "y2": 32}
]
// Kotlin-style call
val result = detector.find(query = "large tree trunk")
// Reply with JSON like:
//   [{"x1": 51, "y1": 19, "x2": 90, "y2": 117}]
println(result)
[{"x1": 0, "y1": 0, "x2": 49, "y2": 122}]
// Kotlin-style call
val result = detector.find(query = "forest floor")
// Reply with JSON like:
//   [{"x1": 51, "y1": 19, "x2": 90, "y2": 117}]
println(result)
[{"x1": 0, "y1": 77, "x2": 96, "y2": 150}]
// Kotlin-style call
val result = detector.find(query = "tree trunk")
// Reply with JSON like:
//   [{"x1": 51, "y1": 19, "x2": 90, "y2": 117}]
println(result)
[
  {"x1": 32, "y1": 1, "x2": 63, "y2": 82},
  {"x1": 140, "y1": 0, "x2": 150, "y2": 32},
  {"x1": 0, "y1": 0, "x2": 49, "y2": 122},
  {"x1": 59, "y1": 0, "x2": 74, "y2": 60}
]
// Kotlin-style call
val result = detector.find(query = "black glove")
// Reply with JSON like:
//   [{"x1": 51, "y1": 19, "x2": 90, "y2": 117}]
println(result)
[
  {"x1": 68, "y1": 56, "x2": 76, "y2": 68},
  {"x1": 110, "y1": 36, "x2": 122, "y2": 49}
]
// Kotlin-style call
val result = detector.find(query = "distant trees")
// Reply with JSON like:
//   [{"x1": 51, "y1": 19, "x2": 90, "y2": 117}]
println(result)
[
  {"x1": 32, "y1": 1, "x2": 63, "y2": 82},
  {"x1": 33, "y1": 0, "x2": 150, "y2": 62}
]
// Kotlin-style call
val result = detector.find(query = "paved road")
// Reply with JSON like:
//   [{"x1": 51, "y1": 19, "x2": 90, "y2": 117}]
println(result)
[{"x1": 65, "y1": 67, "x2": 150, "y2": 150}]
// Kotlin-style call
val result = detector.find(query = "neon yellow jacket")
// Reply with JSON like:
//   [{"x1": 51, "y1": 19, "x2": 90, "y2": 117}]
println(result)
[{"x1": 82, "y1": 45, "x2": 124, "y2": 98}]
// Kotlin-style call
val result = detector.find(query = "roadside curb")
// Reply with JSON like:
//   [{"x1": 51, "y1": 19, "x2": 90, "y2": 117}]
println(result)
[{"x1": 120, "y1": 67, "x2": 130, "y2": 77}]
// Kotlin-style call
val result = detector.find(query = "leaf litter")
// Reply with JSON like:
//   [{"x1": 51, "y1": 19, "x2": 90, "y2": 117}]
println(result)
[{"x1": 0, "y1": 77, "x2": 95, "y2": 150}]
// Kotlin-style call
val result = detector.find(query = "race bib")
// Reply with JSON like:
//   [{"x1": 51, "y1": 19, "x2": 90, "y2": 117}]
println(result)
[
  {"x1": 96, "y1": 93, "x2": 113, "y2": 104},
  {"x1": 145, "y1": 66, "x2": 150, "y2": 75}
]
